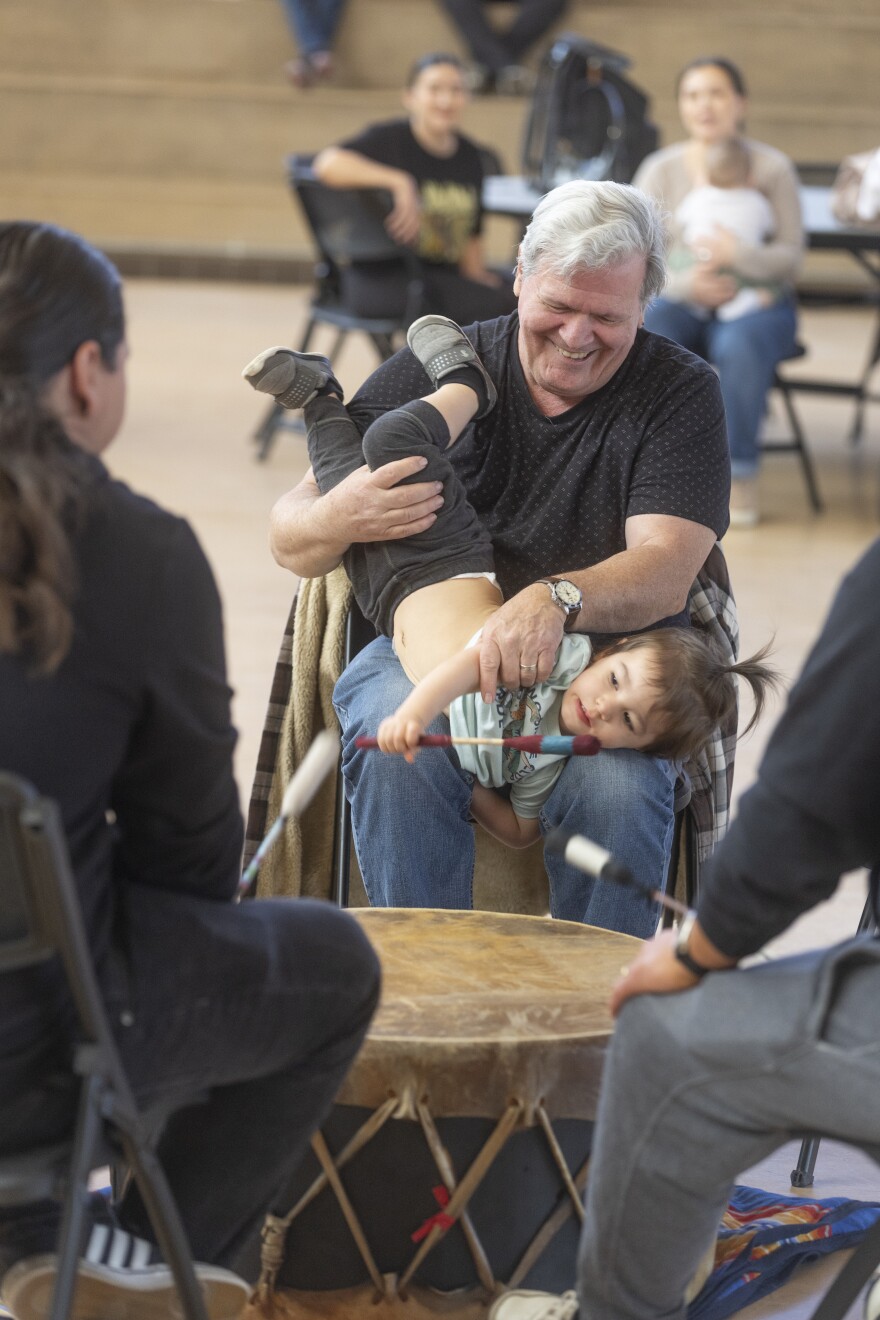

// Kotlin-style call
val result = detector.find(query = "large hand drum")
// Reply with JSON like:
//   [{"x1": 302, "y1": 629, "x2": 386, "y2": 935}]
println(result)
[{"x1": 252, "y1": 909, "x2": 640, "y2": 1317}]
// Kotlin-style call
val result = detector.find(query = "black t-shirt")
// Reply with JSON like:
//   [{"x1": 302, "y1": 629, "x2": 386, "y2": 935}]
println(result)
[
  {"x1": 348, "y1": 315, "x2": 730, "y2": 615},
  {"x1": 341, "y1": 118, "x2": 484, "y2": 266}
]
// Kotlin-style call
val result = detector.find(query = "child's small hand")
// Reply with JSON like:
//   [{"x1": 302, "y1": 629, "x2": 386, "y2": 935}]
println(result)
[{"x1": 376, "y1": 712, "x2": 426, "y2": 762}]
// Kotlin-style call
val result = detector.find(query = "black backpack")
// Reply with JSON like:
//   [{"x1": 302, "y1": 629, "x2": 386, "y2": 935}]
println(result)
[{"x1": 523, "y1": 36, "x2": 659, "y2": 190}]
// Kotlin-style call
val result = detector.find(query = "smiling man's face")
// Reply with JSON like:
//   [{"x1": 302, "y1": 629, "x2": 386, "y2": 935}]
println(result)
[{"x1": 513, "y1": 255, "x2": 646, "y2": 415}]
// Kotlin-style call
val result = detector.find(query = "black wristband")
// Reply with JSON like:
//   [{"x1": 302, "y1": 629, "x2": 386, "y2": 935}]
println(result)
[{"x1": 674, "y1": 910, "x2": 712, "y2": 979}]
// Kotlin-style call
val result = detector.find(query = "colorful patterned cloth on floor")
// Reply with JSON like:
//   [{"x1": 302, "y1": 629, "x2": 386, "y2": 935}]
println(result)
[{"x1": 689, "y1": 1183, "x2": 880, "y2": 1319}]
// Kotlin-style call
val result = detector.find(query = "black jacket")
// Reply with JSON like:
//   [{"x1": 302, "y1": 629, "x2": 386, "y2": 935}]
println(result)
[
  {"x1": 0, "y1": 458, "x2": 242, "y2": 1082},
  {"x1": 698, "y1": 538, "x2": 880, "y2": 959}
]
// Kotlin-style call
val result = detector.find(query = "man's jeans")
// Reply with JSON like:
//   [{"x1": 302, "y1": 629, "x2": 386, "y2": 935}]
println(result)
[
  {"x1": 0, "y1": 889, "x2": 380, "y2": 1277},
  {"x1": 643, "y1": 298, "x2": 798, "y2": 478},
  {"x1": 334, "y1": 637, "x2": 676, "y2": 936},
  {"x1": 578, "y1": 938, "x2": 880, "y2": 1319}
]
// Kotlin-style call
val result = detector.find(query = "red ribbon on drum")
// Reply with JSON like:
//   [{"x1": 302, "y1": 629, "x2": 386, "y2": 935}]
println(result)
[{"x1": 411, "y1": 1185, "x2": 455, "y2": 1242}]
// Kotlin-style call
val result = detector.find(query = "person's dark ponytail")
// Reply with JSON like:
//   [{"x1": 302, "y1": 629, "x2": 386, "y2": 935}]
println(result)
[
  {"x1": 0, "y1": 378, "x2": 92, "y2": 672},
  {"x1": 0, "y1": 222, "x2": 124, "y2": 673}
]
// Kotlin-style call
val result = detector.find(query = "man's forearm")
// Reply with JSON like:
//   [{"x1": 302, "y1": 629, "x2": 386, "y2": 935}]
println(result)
[
  {"x1": 269, "y1": 480, "x2": 349, "y2": 578},
  {"x1": 567, "y1": 544, "x2": 700, "y2": 633},
  {"x1": 553, "y1": 514, "x2": 717, "y2": 634}
]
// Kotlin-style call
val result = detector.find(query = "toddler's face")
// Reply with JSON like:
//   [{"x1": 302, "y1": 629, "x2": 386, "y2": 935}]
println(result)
[{"x1": 559, "y1": 648, "x2": 664, "y2": 751}]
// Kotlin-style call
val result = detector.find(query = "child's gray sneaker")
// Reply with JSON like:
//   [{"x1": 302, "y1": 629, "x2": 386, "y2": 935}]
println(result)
[
  {"x1": 242, "y1": 346, "x2": 343, "y2": 409},
  {"x1": 406, "y1": 315, "x2": 497, "y2": 418}
]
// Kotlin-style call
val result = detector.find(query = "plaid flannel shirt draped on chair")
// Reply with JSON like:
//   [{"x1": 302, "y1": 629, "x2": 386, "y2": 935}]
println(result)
[{"x1": 677, "y1": 541, "x2": 740, "y2": 862}]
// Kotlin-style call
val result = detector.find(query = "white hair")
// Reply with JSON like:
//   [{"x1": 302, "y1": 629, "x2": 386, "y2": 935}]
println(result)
[{"x1": 518, "y1": 179, "x2": 668, "y2": 306}]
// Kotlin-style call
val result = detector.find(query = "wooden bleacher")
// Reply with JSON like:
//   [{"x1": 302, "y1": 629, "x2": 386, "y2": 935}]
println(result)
[{"x1": 1, "y1": 0, "x2": 877, "y2": 280}]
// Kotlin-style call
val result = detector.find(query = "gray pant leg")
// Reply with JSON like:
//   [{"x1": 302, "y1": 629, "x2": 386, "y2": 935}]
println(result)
[
  {"x1": 344, "y1": 400, "x2": 494, "y2": 636},
  {"x1": 578, "y1": 939, "x2": 880, "y2": 1320}
]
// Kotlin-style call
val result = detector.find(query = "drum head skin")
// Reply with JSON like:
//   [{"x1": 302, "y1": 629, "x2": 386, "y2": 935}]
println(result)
[{"x1": 339, "y1": 908, "x2": 642, "y2": 1122}]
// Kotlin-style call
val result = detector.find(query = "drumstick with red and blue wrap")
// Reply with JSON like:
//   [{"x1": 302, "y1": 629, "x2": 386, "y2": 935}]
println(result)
[{"x1": 355, "y1": 733, "x2": 602, "y2": 755}]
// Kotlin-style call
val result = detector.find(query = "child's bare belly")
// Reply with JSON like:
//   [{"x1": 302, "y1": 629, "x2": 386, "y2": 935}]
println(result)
[{"x1": 392, "y1": 576, "x2": 503, "y2": 685}]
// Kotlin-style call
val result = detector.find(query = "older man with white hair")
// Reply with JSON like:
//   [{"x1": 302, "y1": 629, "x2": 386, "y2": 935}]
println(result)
[{"x1": 269, "y1": 179, "x2": 731, "y2": 934}]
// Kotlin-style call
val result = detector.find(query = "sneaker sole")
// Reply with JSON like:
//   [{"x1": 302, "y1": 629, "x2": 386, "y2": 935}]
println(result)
[
  {"x1": 2, "y1": 1255, "x2": 249, "y2": 1320},
  {"x1": 242, "y1": 347, "x2": 335, "y2": 409}
]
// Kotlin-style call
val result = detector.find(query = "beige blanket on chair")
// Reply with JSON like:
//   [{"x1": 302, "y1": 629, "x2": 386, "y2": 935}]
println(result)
[{"x1": 250, "y1": 567, "x2": 549, "y2": 912}]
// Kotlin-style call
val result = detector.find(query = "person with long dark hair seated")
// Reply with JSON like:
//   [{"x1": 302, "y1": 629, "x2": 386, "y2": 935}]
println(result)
[
  {"x1": 0, "y1": 222, "x2": 379, "y2": 1320},
  {"x1": 633, "y1": 58, "x2": 804, "y2": 527},
  {"x1": 312, "y1": 51, "x2": 518, "y2": 325}
]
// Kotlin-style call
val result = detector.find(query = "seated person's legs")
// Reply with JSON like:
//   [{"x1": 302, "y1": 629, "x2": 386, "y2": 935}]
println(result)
[
  {"x1": 0, "y1": 892, "x2": 378, "y2": 1313},
  {"x1": 707, "y1": 300, "x2": 797, "y2": 479},
  {"x1": 334, "y1": 635, "x2": 477, "y2": 909},
  {"x1": 109, "y1": 888, "x2": 380, "y2": 1272},
  {"x1": 541, "y1": 748, "x2": 677, "y2": 937},
  {"x1": 578, "y1": 944, "x2": 880, "y2": 1320},
  {"x1": 422, "y1": 265, "x2": 518, "y2": 324}
]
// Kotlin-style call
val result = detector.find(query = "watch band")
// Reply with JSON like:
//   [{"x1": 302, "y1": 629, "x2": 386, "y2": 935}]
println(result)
[{"x1": 674, "y1": 910, "x2": 712, "y2": 978}]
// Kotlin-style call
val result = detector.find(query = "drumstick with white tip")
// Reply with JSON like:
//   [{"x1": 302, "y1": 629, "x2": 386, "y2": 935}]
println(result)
[
  {"x1": 239, "y1": 730, "x2": 340, "y2": 896},
  {"x1": 546, "y1": 828, "x2": 690, "y2": 918},
  {"x1": 356, "y1": 733, "x2": 601, "y2": 756}
]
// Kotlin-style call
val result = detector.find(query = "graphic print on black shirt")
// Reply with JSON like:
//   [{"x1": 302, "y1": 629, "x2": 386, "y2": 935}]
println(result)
[{"x1": 341, "y1": 118, "x2": 485, "y2": 266}]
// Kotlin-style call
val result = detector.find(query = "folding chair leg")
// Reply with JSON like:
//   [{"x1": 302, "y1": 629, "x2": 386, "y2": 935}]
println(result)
[
  {"x1": 50, "y1": 1075, "x2": 104, "y2": 1320},
  {"x1": 791, "y1": 1135, "x2": 820, "y2": 1187},
  {"x1": 297, "y1": 315, "x2": 318, "y2": 354},
  {"x1": 777, "y1": 384, "x2": 824, "y2": 512},
  {"x1": 254, "y1": 402, "x2": 285, "y2": 462},
  {"x1": 328, "y1": 326, "x2": 347, "y2": 363},
  {"x1": 369, "y1": 332, "x2": 396, "y2": 361},
  {"x1": 119, "y1": 1135, "x2": 211, "y2": 1320}
]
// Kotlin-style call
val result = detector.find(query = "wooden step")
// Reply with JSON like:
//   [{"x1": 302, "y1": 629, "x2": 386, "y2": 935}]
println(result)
[{"x1": 3, "y1": 0, "x2": 878, "y2": 275}]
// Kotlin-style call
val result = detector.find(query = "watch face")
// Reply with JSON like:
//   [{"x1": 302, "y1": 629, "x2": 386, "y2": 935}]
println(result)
[{"x1": 555, "y1": 579, "x2": 582, "y2": 610}]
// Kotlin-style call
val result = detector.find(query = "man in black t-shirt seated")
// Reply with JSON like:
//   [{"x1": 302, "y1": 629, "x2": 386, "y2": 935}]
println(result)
[
  {"x1": 312, "y1": 51, "x2": 518, "y2": 325},
  {"x1": 269, "y1": 179, "x2": 731, "y2": 936}
]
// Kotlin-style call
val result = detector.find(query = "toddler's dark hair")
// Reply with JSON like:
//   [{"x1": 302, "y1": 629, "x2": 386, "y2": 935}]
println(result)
[{"x1": 601, "y1": 628, "x2": 779, "y2": 761}]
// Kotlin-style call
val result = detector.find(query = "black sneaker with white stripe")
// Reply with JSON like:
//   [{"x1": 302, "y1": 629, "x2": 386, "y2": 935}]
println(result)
[{"x1": 1, "y1": 1200, "x2": 249, "y2": 1320}]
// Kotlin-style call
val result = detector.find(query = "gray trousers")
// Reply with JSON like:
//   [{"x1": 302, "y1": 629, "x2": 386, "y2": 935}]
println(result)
[{"x1": 578, "y1": 936, "x2": 880, "y2": 1320}]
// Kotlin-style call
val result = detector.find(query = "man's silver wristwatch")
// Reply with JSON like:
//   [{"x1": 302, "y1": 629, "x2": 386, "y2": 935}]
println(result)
[{"x1": 538, "y1": 578, "x2": 583, "y2": 630}]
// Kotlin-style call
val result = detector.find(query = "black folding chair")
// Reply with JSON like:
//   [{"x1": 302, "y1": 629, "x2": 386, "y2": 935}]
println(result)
[
  {"x1": 766, "y1": 343, "x2": 824, "y2": 513},
  {"x1": 0, "y1": 773, "x2": 210, "y2": 1320},
  {"x1": 253, "y1": 153, "x2": 425, "y2": 461}
]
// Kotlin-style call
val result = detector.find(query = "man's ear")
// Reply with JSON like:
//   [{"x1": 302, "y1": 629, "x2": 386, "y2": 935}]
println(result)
[
  {"x1": 512, "y1": 256, "x2": 523, "y2": 297},
  {"x1": 67, "y1": 340, "x2": 104, "y2": 416}
]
